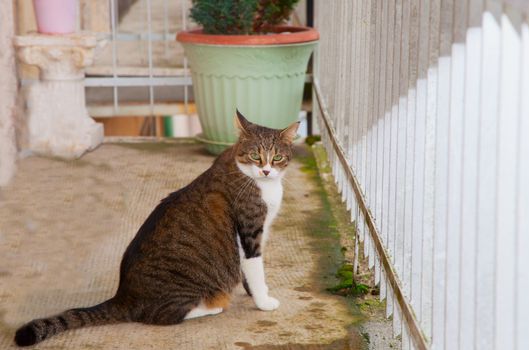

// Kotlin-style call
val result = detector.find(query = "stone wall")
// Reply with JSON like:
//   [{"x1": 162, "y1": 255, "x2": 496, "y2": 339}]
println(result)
[{"x1": 0, "y1": 0, "x2": 20, "y2": 186}]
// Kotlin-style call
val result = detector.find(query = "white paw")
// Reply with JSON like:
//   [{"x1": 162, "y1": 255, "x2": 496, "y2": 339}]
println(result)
[{"x1": 255, "y1": 296, "x2": 280, "y2": 311}]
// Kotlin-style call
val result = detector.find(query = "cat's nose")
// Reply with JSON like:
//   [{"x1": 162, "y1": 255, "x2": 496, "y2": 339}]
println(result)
[{"x1": 262, "y1": 170, "x2": 270, "y2": 176}]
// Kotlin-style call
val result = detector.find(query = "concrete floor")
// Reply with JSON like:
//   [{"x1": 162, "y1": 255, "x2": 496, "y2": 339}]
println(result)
[{"x1": 0, "y1": 142, "x2": 382, "y2": 350}]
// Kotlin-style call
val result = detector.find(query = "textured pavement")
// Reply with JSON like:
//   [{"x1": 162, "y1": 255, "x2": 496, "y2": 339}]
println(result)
[{"x1": 0, "y1": 142, "x2": 365, "y2": 350}]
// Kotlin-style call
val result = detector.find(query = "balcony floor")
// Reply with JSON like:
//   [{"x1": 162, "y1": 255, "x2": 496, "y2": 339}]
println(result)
[{"x1": 0, "y1": 142, "x2": 391, "y2": 349}]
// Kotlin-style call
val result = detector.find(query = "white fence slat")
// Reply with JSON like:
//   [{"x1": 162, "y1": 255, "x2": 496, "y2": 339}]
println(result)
[
  {"x1": 404, "y1": 0, "x2": 421, "y2": 326},
  {"x1": 371, "y1": 0, "x2": 382, "y2": 235},
  {"x1": 380, "y1": 265, "x2": 387, "y2": 302},
  {"x1": 387, "y1": 278, "x2": 394, "y2": 318},
  {"x1": 360, "y1": 0, "x2": 369, "y2": 197},
  {"x1": 375, "y1": 254, "x2": 381, "y2": 286},
  {"x1": 402, "y1": 324, "x2": 411, "y2": 350},
  {"x1": 459, "y1": 1, "x2": 484, "y2": 348},
  {"x1": 475, "y1": 2, "x2": 502, "y2": 349},
  {"x1": 373, "y1": 0, "x2": 387, "y2": 297},
  {"x1": 383, "y1": 0, "x2": 395, "y2": 256},
  {"x1": 443, "y1": 0, "x2": 467, "y2": 348},
  {"x1": 431, "y1": 0, "x2": 455, "y2": 347},
  {"x1": 347, "y1": 1, "x2": 357, "y2": 216},
  {"x1": 421, "y1": 0, "x2": 441, "y2": 341},
  {"x1": 397, "y1": 0, "x2": 411, "y2": 301},
  {"x1": 516, "y1": 14, "x2": 529, "y2": 350},
  {"x1": 388, "y1": 0, "x2": 402, "y2": 273},
  {"x1": 353, "y1": 0, "x2": 362, "y2": 244},
  {"x1": 404, "y1": 0, "x2": 419, "y2": 311},
  {"x1": 393, "y1": 1, "x2": 404, "y2": 336},
  {"x1": 361, "y1": 0, "x2": 371, "y2": 261},
  {"x1": 393, "y1": 296, "x2": 403, "y2": 337},
  {"x1": 494, "y1": 5, "x2": 521, "y2": 349},
  {"x1": 376, "y1": 0, "x2": 388, "y2": 240},
  {"x1": 368, "y1": 0, "x2": 378, "y2": 246}
]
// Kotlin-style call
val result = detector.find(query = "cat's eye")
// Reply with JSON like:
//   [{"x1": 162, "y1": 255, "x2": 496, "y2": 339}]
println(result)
[
  {"x1": 250, "y1": 152, "x2": 261, "y2": 161},
  {"x1": 273, "y1": 154, "x2": 283, "y2": 162}
]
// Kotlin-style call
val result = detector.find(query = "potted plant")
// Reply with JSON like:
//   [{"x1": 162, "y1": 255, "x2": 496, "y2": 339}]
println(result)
[
  {"x1": 33, "y1": 0, "x2": 77, "y2": 34},
  {"x1": 177, "y1": 0, "x2": 318, "y2": 154}
]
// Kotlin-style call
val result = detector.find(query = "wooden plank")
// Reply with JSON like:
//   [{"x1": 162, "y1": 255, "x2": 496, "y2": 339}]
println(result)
[
  {"x1": 94, "y1": 116, "x2": 167, "y2": 137},
  {"x1": 88, "y1": 102, "x2": 196, "y2": 117}
]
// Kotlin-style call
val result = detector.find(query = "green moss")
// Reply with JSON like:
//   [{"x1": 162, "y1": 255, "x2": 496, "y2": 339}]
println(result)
[
  {"x1": 356, "y1": 298, "x2": 385, "y2": 313},
  {"x1": 361, "y1": 332, "x2": 371, "y2": 344},
  {"x1": 327, "y1": 263, "x2": 369, "y2": 297},
  {"x1": 304, "y1": 135, "x2": 321, "y2": 146},
  {"x1": 295, "y1": 145, "x2": 368, "y2": 322},
  {"x1": 296, "y1": 148, "x2": 344, "y2": 293},
  {"x1": 302, "y1": 143, "x2": 391, "y2": 330}
]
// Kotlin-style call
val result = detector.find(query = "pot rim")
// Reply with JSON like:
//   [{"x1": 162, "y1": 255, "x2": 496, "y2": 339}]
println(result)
[{"x1": 176, "y1": 25, "x2": 319, "y2": 46}]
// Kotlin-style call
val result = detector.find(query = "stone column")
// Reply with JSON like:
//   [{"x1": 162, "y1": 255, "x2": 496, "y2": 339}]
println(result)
[
  {"x1": 14, "y1": 33, "x2": 104, "y2": 159},
  {"x1": 0, "y1": 0, "x2": 18, "y2": 186}
]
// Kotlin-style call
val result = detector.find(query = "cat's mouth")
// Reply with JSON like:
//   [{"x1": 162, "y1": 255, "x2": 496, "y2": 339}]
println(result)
[{"x1": 257, "y1": 175, "x2": 277, "y2": 181}]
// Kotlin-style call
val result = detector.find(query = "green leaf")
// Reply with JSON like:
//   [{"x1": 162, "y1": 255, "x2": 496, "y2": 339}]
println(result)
[{"x1": 189, "y1": 0, "x2": 300, "y2": 35}]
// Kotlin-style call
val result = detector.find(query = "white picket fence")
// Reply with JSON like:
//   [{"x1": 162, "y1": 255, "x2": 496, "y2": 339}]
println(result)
[{"x1": 313, "y1": 0, "x2": 529, "y2": 349}]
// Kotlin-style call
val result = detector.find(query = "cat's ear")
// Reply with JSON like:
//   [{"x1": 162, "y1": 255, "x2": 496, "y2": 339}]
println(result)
[
  {"x1": 280, "y1": 121, "x2": 300, "y2": 144},
  {"x1": 234, "y1": 109, "x2": 252, "y2": 136}
]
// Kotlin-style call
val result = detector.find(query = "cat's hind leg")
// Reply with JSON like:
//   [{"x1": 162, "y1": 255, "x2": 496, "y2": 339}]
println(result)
[
  {"x1": 184, "y1": 302, "x2": 223, "y2": 320},
  {"x1": 145, "y1": 299, "x2": 195, "y2": 325},
  {"x1": 185, "y1": 291, "x2": 230, "y2": 320}
]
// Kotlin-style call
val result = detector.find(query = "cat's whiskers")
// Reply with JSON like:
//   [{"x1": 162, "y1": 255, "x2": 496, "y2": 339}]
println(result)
[
  {"x1": 234, "y1": 177, "x2": 253, "y2": 204},
  {"x1": 233, "y1": 177, "x2": 254, "y2": 210},
  {"x1": 228, "y1": 175, "x2": 251, "y2": 190}
]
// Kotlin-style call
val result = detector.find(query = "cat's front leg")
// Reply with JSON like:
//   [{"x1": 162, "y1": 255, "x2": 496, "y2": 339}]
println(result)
[
  {"x1": 237, "y1": 230, "x2": 279, "y2": 311},
  {"x1": 242, "y1": 276, "x2": 252, "y2": 296}
]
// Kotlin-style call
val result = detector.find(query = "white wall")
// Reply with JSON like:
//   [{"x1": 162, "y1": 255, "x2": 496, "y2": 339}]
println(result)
[{"x1": 0, "y1": 0, "x2": 19, "y2": 186}]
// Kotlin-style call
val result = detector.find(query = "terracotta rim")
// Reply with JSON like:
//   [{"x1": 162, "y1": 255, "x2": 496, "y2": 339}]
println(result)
[{"x1": 176, "y1": 25, "x2": 319, "y2": 46}]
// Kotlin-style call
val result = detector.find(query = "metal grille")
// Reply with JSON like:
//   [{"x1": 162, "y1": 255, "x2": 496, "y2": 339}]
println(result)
[
  {"x1": 313, "y1": 0, "x2": 529, "y2": 349},
  {"x1": 83, "y1": 0, "x2": 192, "y2": 121}
]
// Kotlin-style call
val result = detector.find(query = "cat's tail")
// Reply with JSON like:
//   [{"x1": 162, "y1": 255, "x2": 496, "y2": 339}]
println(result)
[{"x1": 14, "y1": 297, "x2": 132, "y2": 347}]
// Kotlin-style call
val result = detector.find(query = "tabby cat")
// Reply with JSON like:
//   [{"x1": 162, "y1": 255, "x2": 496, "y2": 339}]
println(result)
[{"x1": 14, "y1": 110, "x2": 299, "y2": 347}]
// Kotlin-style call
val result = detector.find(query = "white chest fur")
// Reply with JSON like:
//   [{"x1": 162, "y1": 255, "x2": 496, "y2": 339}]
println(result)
[{"x1": 255, "y1": 179, "x2": 283, "y2": 244}]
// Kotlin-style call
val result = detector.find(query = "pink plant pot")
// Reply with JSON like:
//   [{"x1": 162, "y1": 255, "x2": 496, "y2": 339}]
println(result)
[{"x1": 33, "y1": 0, "x2": 77, "y2": 34}]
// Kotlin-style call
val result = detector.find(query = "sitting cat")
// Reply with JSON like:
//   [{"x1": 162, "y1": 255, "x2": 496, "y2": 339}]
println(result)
[{"x1": 14, "y1": 110, "x2": 299, "y2": 347}]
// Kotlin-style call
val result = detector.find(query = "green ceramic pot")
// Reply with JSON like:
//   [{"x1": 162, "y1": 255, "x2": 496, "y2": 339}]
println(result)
[{"x1": 177, "y1": 26, "x2": 318, "y2": 154}]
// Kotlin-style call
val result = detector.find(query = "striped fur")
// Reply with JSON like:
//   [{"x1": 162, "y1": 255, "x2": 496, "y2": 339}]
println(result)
[
  {"x1": 15, "y1": 298, "x2": 131, "y2": 346},
  {"x1": 14, "y1": 111, "x2": 298, "y2": 347}
]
